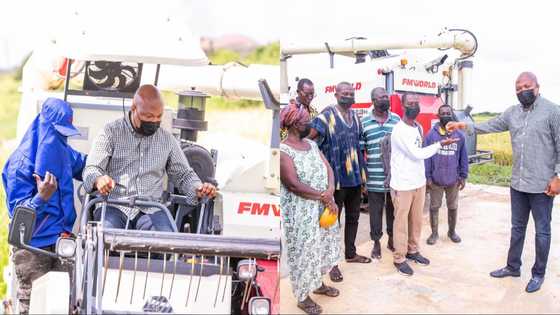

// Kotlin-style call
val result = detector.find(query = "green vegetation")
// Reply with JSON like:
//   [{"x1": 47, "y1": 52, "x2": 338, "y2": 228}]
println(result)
[
  {"x1": 204, "y1": 42, "x2": 280, "y2": 110},
  {"x1": 209, "y1": 42, "x2": 279, "y2": 65},
  {"x1": 468, "y1": 162, "x2": 512, "y2": 187},
  {"x1": 470, "y1": 113, "x2": 512, "y2": 186},
  {"x1": 0, "y1": 73, "x2": 21, "y2": 298},
  {"x1": 0, "y1": 155, "x2": 8, "y2": 298},
  {"x1": 0, "y1": 74, "x2": 23, "y2": 141}
]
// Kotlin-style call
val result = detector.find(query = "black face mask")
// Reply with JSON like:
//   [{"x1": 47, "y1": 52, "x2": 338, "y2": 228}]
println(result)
[
  {"x1": 405, "y1": 104, "x2": 420, "y2": 120},
  {"x1": 375, "y1": 99, "x2": 390, "y2": 112},
  {"x1": 338, "y1": 96, "x2": 355, "y2": 108},
  {"x1": 299, "y1": 123, "x2": 311, "y2": 139},
  {"x1": 131, "y1": 112, "x2": 160, "y2": 136},
  {"x1": 517, "y1": 89, "x2": 536, "y2": 108},
  {"x1": 439, "y1": 115, "x2": 454, "y2": 128}
]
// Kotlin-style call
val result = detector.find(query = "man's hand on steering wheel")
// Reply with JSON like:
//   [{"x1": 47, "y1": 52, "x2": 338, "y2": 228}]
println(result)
[{"x1": 196, "y1": 182, "x2": 217, "y2": 199}]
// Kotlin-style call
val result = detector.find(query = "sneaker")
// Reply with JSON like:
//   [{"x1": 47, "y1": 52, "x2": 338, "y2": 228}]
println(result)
[
  {"x1": 406, "y1": 252, "x2": 430, "y2": 266},
  {"x1": 394, "y1": 261, "x2": 414, "y2": 276}
]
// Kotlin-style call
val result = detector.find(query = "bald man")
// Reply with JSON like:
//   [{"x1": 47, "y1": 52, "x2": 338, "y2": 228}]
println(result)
[
  {"x1": 83, "y1": 84, "x2": 216, "y2": 232},
  {"x1": 448, "y1": 72, "x2": 560, "y2": 293}
]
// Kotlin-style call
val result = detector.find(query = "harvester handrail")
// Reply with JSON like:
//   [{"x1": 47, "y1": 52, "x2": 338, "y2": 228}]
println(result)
[
  {"x1": 102, "y1": 228, "x2": 281, "y2": 260},
  {"x1": 79, "y1": 194, "x2": 178, "y2": 234}
]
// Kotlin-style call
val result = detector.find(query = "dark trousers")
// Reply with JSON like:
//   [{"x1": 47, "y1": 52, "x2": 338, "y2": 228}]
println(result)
[
  {"x1": 334, "y1": 186, "x2": 362, "y2": 259},
  {"x1": 367, "y1": 191, "x2": 394, "y2": 241},
  {"x1": 507, "y1": 188, "x2": 554, "y2": 277},
  {"x1": 12, "y1": 247, "x2": 71, "y2": 315},
  {"x1": 94, "y1": 206, "x2": 174, "y2": 232}
]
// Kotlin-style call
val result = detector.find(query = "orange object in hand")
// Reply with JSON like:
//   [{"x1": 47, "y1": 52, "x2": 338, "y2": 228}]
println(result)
[{"x1": 319, "y1": 207, "x2": 337, "y2": 228}]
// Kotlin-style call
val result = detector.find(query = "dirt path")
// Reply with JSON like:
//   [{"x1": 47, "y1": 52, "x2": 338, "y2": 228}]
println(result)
[{"x1": 280, "y1": 184, "x2": 560, "y2": 314}]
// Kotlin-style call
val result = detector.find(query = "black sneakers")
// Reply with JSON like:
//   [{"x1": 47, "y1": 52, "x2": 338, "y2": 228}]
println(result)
[
  {"x1": 406, "y1": 252, "x2": 430, "y2": 266},
  {"x1": 394, "y1": 261, "x2": 414, "y2": 276}
]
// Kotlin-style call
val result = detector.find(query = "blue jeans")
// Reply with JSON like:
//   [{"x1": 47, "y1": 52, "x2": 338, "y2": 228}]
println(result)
[
  {"x1": 507, "y1": 188, "x2": 554, "y2": 277},
  {"x1": 94, "y1": 206, "x2": 174, "y2": 232}
]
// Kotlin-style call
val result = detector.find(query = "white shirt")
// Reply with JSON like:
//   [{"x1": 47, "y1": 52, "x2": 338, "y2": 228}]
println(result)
[{"x1": 390, "y1": 120, "x2": 441, "y2": 191}]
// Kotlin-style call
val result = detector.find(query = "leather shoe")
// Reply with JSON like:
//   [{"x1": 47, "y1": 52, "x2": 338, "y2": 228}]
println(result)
[
  {"x1": 489, "y1": 267, "x2": 520, "y2": 278},
  {"x1": 526, "y1": 276, "x2": 544, "y2": 293},
  {"x1": 371, "y1": 240, "x2": 381, "y2": 259}
]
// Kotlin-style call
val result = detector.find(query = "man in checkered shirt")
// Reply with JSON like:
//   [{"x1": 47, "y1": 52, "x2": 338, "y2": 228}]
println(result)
[
  {"x1": 448, "y1": 72, "x2": 560, "y2": 293},
  {"x1": 82, "y1": 84, "x2": 217, "y2": 231}
]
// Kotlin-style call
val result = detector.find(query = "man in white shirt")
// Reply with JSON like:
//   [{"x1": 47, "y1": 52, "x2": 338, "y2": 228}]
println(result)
[{"x1": 390, "y1": 93, "x2": 458, "y2": 276}]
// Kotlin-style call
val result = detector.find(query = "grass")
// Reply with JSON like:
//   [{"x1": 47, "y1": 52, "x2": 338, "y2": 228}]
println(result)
[
  {"x1": 0, "y1": 73, "x2": 20, "y2": 299},
  {"x1": 470, "y1": 113, "x2": 513, "y2": 187},
  {"x1": 0, "y1": 74, "x2": 23, "y2": 141},
  {"x1": 473, "y1": 114, "x2": 513, "y2": 166},
  {"x1": 468, "y1": 162, "x2": 512, "y2": 187}
]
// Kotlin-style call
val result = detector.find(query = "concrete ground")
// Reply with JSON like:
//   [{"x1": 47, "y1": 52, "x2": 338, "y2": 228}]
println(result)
[{"x1": 280, "y1": 184, "x2": 560, "y2": 314}]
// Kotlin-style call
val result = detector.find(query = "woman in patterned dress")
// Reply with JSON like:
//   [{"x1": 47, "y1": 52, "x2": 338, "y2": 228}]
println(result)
[{"x1": 280, "y1": 102, "x2": 342, "y2": 314}]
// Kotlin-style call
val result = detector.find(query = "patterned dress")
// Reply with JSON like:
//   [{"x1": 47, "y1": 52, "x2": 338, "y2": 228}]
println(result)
[{"x1": 280, "y1": 139, "x2": 342, "y2": 302}]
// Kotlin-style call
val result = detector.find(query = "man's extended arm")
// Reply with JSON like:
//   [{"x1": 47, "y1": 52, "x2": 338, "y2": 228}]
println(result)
[
  {"x1": 472, "y1": 108, "x2": 511, "y2": 135},
  {"x1": 393, "y1": 128, "x2": 441, "y2": 161}
]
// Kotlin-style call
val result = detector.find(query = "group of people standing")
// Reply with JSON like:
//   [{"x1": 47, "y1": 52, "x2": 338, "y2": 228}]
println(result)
[{"x1": 280, "y1": 72, "x2": 560, "y2": 314}]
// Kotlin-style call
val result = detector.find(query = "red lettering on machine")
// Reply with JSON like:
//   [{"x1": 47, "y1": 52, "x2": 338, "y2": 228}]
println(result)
[
  {"x1": 237, "y1": 202, "x2": 281, "y2": 217},
  {"x1": 401, "y1": 78, "x2": 436, "y2": 89}
]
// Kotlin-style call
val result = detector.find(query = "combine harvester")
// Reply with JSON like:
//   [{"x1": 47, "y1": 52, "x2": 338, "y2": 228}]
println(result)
[
  {"x1": 281, "y1": 28, "x2": 492, "y2": 165},
  {"x1": 4, "y1": 4, "x2": 280, "y2": 315}
]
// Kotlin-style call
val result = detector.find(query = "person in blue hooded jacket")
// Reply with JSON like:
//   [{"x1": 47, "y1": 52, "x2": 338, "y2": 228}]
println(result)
[
  {"x1": 2, "y1": 97, "x2": 86, "y2": 314},
  {"x1": 424, "y1": 104, "x2": 468, "y2": 246}
]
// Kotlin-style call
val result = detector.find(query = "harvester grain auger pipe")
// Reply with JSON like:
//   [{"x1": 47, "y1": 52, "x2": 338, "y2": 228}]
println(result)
[
  {"x1": 281, "y1": 29, "x2": 477, "y2": 57},
  {"x1": 280, "y1": 28, "x2": 478, "y2": 94}
]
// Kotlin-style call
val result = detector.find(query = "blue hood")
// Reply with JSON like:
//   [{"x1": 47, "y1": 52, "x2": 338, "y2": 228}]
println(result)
[{"x1": 2, "y1": 98, "x2": 86, "y2": 247}]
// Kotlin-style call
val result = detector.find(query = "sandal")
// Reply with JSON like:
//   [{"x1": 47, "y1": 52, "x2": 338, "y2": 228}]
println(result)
[
  {"x1": 297, "y1": 297, "x2": 323, "y2": 315},
  {"x1": 346, "y1": 254, "x2": 372, "y2": 264},
  {"x1": 329, "y1": 265, "x2": 343, "y2": 282},
  {"x1": 313, "y1": 284, "x2": 339, "y2": 297}
]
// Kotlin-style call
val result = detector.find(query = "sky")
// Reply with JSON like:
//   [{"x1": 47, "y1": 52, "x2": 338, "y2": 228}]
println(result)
[
  {"x1": 276, "y1": 0, "x2": 560, "y2": 112},
  {"x1": 1, "y1": 0, "x2": 559, "y2": 112}
]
